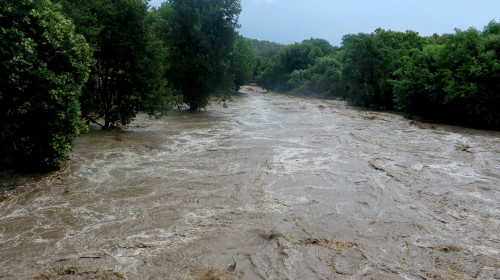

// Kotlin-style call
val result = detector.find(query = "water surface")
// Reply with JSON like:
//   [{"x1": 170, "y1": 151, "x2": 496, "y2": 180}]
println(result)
[{"x1": 1, "y1": 86, "x2": 499, "y2": 279}]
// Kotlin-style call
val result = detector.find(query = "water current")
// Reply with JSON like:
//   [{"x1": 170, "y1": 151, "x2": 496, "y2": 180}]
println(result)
[{"x1": 1, "y1": 86, "x2": 499, "y2": 279}]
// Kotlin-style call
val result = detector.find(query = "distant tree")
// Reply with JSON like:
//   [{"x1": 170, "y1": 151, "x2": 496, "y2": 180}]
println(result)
[
  {"x1": 231, "y1": 35, "x2": 257, "y2": 91},
  {"x1": 306, "y1": 38, "x2": 336, "y2": 57},
  {"x1": 245, "y1": 39, "x2": 286, "y2": 82},
  {"x1": 245, "y1": 38, "x2": 285, "y2": 58},
  {"x1": 0, "y1": 0, "x2": 93, "y2": 169},
  {"x1": 341, "y1": 29, "x2": 425, "y2": 108},
  {"x1": 159, "y1": 0, "x2": 242, "y2": 110},
  {"x1": 258, "y1": 38, "x2": 334, "y2": 92},
  {"x1": 288, "y1": 52, "x2": 344, "y2": 97}
]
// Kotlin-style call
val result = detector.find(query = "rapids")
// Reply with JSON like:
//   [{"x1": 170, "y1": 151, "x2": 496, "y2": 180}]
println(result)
[{"x1": 1, "y1": 86, "x2": 499, "y2": 279}]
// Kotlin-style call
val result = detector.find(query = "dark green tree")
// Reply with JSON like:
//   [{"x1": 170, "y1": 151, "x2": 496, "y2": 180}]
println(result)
[
  {"x1": 394, "y1": 23, "x2": 500, "y2": 128},
  {"x1": 231, "y1": 35, "x2": 257, "y2": 91},
  {"x1": 245, "y1": 38, "x2": 285, "y2": 81},
  {"x1": 341, "y1": 33, "x2": 377, "y2": 106},
  {"x1": 288, "y1": 52, "x2": 344, "y2": 97},
  {"x1": 258, "y1": 38, "x2": 334, "y2": 92},
  {"x1": 392, "y1": 44, "x2": 445, "y2": 117},
  {"x1": 476, "y1": 21, "x2": 500, "y2": 127},
  {"x1": 159, "y1": 0, "x2": 242, "y2": 110},
  {"x1": 139, "y1": 8, "x2": 181, "y2": 118},
  {"x1": 0, "y1": 0, "x2": 93, "y2": 169},
  {"x1": 341, "y1": 30, "x2": 425, "y2": 108},
  {"x1": 245, "y1": 38, "x2": 285, "y2": 58},
  {"x1": 59, "y1": 0, "x2": 175, "y2": 127}
]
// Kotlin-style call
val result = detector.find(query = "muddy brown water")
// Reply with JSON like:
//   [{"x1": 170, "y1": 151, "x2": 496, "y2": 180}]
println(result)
[{"x1": 1, "y1": 86, "x2": 499, "y2": 279}]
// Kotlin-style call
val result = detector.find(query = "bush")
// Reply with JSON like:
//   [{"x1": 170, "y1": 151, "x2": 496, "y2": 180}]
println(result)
[
  {"x1": 394, "y1": 23, "x2": 500, "y2": 128},
  {"x1": 0, "y1": 0, "x2": 93, "y2": 169}
]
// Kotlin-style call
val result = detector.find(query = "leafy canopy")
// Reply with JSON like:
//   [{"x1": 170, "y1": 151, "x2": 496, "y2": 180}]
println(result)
[
  {"x1": 341, "y1": 29, "x2": 426, "y2": 108},
  {"x1": 58, "y1": 0, "x2": 177, "y2": 127},
  {"x1": 159, "y1": 0, "x2": 242, "y2": 110},
  {"x1": 394, "y1": 22, "x2": 500, "y2": 127},
  {"x1": 231, "y1": 35, "x2": 257, "y2": 91},
  {"x1": 258, "y1": 38, "x2": 335, "y2": 92},
  {"x1": 0, "y1": 0, "x2": 93, "y2": 169}
]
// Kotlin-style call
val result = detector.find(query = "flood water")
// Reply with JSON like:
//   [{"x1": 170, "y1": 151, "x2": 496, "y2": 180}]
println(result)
[{"x1": 1, "y1": 86, "x2": 499, "y2": 279}]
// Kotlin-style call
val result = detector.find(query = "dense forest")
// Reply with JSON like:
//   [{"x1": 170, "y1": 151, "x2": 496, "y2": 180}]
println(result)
[
  {"x1": 253, "y1": 24, "x2": 500, "y2": 130},
  {"x1": 1, "y1": 0, "x2": 499, "y2": 171}
]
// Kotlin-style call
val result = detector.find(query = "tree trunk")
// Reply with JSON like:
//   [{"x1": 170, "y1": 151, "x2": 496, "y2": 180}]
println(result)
[{"x1": 104, "y1": 119, "x2": 110, "y2": 129}]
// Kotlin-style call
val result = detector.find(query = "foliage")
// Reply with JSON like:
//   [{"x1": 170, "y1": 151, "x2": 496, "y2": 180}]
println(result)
[
  {"x1": 392, "y1": 44, "x2": 444, "y2": 117},
  {"x1": 240, "y1": 39, "x2": 284, "y2": 83},
  {"x1": 139, "y1": 9, "x2": 182, "y2": 118},
  {"x1": 258, "y1": 38, "x2": 335, "y2": 92},
  {"x1": 341, "y1": 29, "x2": 426, "y2": 108},
  {"x1": 477, "y1": 21, "x2": 500, "y2": 127},
  {"x1": 394, "y1": 22, "x2": 500, "y2": 128},
  {"x1": 0, "y1": 0, "x2": 93, "y2": 169},
  {"x1": 288, "y1": 53, "x2": 344, "y2": 97},
  {"x1": 245, "y1": 38, "x2": 285, "y2": 58},
  {"x1": 231, "y1": 35, "x2": 257, "y2": 91},
  {"x1": 59, "y1": 0, "x2": 176, "y2": 127},
  {"x1": 257, "y1": 22, "x2": 499, "y2": 129},
  {"x1": 159, "y1": 0, "x2": 242, "y2": 110}
]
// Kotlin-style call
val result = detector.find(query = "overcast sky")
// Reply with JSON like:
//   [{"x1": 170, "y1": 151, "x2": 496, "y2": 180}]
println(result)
[{"x1": 149, "y1": 0, "x2": 500, "y2": 46}]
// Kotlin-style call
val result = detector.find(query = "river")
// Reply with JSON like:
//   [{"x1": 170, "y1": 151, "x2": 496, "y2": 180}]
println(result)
[{"x1": 1, "y1": 86, "x2": 499, "y2": 279}]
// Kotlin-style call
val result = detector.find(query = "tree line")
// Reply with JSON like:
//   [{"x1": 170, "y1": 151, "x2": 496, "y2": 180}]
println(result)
[
  {"x1": 254, "y1": 22, "x2": 500, "y2": 130},
  {"x1": 1, "y1": 0, "x2": 255, "y2": 170}
]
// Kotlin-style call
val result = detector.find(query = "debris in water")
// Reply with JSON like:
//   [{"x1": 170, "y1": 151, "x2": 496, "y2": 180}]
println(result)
[
  {"x1": 33, "y1": 265, "x2": 124, "y2": 280},
  {"x1": 409, "y1": 120, "x2": 436, "y2": 129},
  {"x1": 368, "y1": 159, "x2": 385, "y2": 172},
  {"x1": 260, "y1": 229, "x2": 283, "y2": 240},
  {"x1": 455, "y1": 144, "x2": 472, "y2": 152},
  {"x1": 80, "y1": 255, "x2": 102, "y2": 259},
  {"x1": 227, "y1": 257, "x2": 236, "y2": 272}
]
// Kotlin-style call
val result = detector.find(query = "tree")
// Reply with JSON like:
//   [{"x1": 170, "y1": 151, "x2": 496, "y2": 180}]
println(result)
[
  {"x1": 58, "y1": 0, "x2": 175, "y2": 127},
  {"x1": 476, "y1": 21, "x2": 500, "y2": 127},
  {"x1": 341, "y1": 30, "x2": 425, "y2": 108},
  {"x1": 258, "y1": 38, "x2": 334, "y2": 92},
  {"x1": 245, "y1": 38, "x2": 285, "y2": 82},
  {"x1": 231, "y1": 35, "x2": 257, "y2": 91},
  {"x1": 0, "y1": 0, "x2": 93, "y2": 169},
  {"x1": 138, "y1": 8, "x2": 181, "y2": 118},
  {"x1": 288, "y1": 53, "x2": 344, "y2": 97},
  {"x1": 159, "y1": 0, "x2": 242, "y2": 110},
  {"x1": 394, "y1": 23, "x2": 500, "y2": 128},
  {"x1": 245, "y1": 38, "x2": 284, "y2": 58},
  {"x1": 392, "y1": 44, "x2": 445, "y2": 117}
]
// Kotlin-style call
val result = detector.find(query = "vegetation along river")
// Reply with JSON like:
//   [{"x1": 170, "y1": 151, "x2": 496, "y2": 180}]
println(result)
[{"x1": 1, "y1": 86, "x2": 499, "y2": 279}]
